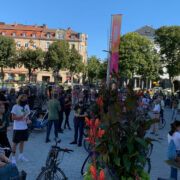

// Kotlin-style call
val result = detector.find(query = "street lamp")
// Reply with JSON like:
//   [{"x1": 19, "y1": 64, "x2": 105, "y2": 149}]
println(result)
[{"x1": 102, "y1": 50, "x2": 112, "y2": 89}]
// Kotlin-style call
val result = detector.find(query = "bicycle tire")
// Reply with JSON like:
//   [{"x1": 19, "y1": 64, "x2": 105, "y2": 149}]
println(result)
[
  {"x1": 145, "y1": 143, "x2": 153, "y2": 158},
  {"x1": 46, "y1": 150, "x2": 54, "y2": 167},
  {"x1": 159, "y1": 118, "x2": 166, "y2": 130},
  {"x1": 36, "y1": 167, "x2": 67, "y2": 180},
  {"x1": 144, "y1": 158, "x2": 151, "y2": 174},
  {"x1": 83, "y1": 140, "x2": 92, "y2": 153},
  {"x1": 81, "y1": 153, "x2": 92, "y2": 176}
]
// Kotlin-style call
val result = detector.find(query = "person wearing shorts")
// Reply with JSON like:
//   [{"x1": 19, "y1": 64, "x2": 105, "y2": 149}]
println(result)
[{"x1": 11, "y1": 94, "x2": 31, "y2": 164}]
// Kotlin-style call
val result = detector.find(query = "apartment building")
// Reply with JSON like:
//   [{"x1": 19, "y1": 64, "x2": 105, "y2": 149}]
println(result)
[{"x1": 0, "y1": 21, "x2": 88, "y2": 83}]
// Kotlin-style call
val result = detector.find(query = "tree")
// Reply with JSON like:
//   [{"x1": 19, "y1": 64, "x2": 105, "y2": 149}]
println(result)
[
  {"x1": 155, "y1": 26, "x2": 180, "y2": 92},
  {"x1": 0, "y1": 35, "x2": 16, "y2": 81},
  {"x1": 98, "y1": 61, "x2": 107, "y2": 80},
  {"x1": 67, "y1": 47, "x2": 85, "y2": 84},
  {"x1": 45, "y1": 40, "x2": 69, "y2": 72},
  {"x1": 87, "y1": 56, "x2": 100, "y2": 83},
  {"x1": 18, "y1": 48, "x2": 44, "y2": 82},
  {"x1": 119, "y1": 32, "x2": 161, "y2": 82}
]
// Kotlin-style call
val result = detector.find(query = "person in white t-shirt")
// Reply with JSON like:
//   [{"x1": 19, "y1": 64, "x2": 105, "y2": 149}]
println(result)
[
  {"x1": 151, "y1": 99, "x2": 160, "y2": 135},
  {"x1": 11, "y1": 94, "x2": 31, "y2": 164},
  {"x1": 168, "y1": 121, "x2": 180, "y2": 180}
]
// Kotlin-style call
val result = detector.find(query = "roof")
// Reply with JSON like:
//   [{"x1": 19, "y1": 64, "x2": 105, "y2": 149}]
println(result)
[{"x1": 135, "y1": 25, "x2": 155, "y2": 37}]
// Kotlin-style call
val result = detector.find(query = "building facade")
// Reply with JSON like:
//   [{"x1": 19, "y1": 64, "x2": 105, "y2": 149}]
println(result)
[{"x1": 0, "y1": 22, "x2": 88, "y2": 83}]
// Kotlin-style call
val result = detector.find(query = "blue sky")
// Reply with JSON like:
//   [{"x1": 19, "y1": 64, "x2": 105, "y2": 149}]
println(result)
[{"x1": 1, "y1": 0, "x2": 180, "y2": 60}]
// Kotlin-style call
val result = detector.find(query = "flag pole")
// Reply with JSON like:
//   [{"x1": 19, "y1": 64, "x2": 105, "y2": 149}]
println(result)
[{"x1": 106, "y1": 15, "x2": 113, "y2": 90}]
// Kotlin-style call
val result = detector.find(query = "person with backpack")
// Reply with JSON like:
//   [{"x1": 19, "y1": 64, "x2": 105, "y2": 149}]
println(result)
[{"x1": 168, "y1": 121, "x2": 180, "y2": 180}]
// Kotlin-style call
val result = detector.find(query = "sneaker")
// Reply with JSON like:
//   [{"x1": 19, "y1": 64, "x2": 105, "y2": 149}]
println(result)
[
  {"x1": 70, "y1": 141, "x2": 77, "y2": 145},
  {"x1": 11, "y1": 157, "x2": 16, "y2": 164},
  {"x1": 18, "y1": 155, "x2": 29, "y2": 162},
  {"x1": 78, "y1": 143, "x2": 82, "y2": 147},
  {"x1": 46, "y1": 139, "x2": 51, "y2": 143}
]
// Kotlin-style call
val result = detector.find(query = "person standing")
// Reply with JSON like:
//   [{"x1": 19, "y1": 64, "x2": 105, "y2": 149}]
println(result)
[
  {"x1": 0, "y1": 103, "x2": 11, "y2": 158},
  {"x1": 172, "y1": 97, "x2": 178, "y2": 121},
  {"x1": 58, "y1": 92, "x2": 65, "y2": 133},
  {"x1": 11, "y1": 94, "x2": 31, "y2": 164},
  {"x1": 70, "y1": 99, "x2": 87, "y2": 147},
  {"x1": 151, "y1": 99, "x2": 160, "y2": 136},
  {"x1": 46, "y1": 93, "x2": 61, "y2": 143},
  {"x1": 64, "y1": 94, "x2": 72, "y2": 130},
  {"x1": 168, "y1": 121, "x2": 180, "y2": 180},
  {"x1": 160, "y1": 96, "x2": 165, "y2": 121}
]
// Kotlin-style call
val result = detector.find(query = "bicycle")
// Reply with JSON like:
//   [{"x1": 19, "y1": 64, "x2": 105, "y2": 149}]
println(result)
[{"x1": 36, "y1": 139, "x2": 73, "y2": 180}]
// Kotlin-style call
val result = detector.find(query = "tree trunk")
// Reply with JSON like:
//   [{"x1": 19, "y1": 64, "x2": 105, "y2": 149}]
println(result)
[
  {"x1": 1, "y1": 67, "x2": 4, "y2": 87},
  {"x1": 28, "y1": 69, "x2": 31, "y2": 83},
  {"x1": 71, "y1": 73, "x2": 74, "y2": 87},
  {"x1": 169, "y1": 77, "x2": 174, "y2": 93}
]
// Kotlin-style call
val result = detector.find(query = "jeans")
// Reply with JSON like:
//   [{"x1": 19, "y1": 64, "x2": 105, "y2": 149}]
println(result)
[
  {"x1": 58, "y1": 111, "x2": 64, "y2": 131},
  {"x1": 172, "y1": 108, "x2": 178, "y2": 121},
  {"x1": 170, "y1": 152, "x2": 180, "y2": 180},
  {"x1": 0, "y1": 163, "x2": 19, "y2": 180},
  {"x1": 46, "y1": 120, "x2": 58, "y2": 140},
  {"x1": 0, "y1": 132, "x2": 11, "y2": 158},
  {"x1": 74, "y1": 118, "x2": 85, "y2": 144}
]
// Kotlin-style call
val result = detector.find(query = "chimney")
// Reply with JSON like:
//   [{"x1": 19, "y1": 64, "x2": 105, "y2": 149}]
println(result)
[
  {"x1": 14, "y1": 21, "x2": 17, "y2": 26},
  {"x1": 67, "y1": 27, "x2": 71, "y2": 31},
  {"x1": 43, "y1": 24, "x2": 47, "y2": 29},
  {"x1": 35, "y1": 24, "x2": 37, "y2": 28}
]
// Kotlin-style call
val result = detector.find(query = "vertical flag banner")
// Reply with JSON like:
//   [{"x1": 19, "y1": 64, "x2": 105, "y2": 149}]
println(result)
[{"x1": 110, "y1": 14, "x2": 122, "y2": 73}]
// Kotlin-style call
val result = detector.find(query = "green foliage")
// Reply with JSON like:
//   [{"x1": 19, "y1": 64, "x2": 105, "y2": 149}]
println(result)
[
  {"x1": 119, "y1": 32, "x2": 161, "y2": 80},
  {"x1": 45, "y1": 40, "x2": 69, "y2": 71},
  {"x1": 155, "y1": 26, "x2": 180, "y2": 91},
  {"x1": 68, "y1": 47, "x2": 85, "y2": 82},
  {"x1": 87, "y1": 56, "x2": 100, "y2": 83},
  {"x1": 84, "y1": 164, "x2": 93, "y2": 180},
  {"x1": 91, "y1": 83, "x2": 155, "y2": 179},
  {"x1": 98, "y1": 61, "x2": 107, "y2": 80},
  {"x1": 18, "y1": 47, "x2": 45, "y2": 81},
  {"x1": 0, "y1": 35, "x2": 16, "y2": 80}
]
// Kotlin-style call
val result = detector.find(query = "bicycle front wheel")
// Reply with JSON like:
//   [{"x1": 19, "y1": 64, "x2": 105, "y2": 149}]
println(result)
[{"x1": 36, "y1": 167, "x2": 67, "y2": 180}]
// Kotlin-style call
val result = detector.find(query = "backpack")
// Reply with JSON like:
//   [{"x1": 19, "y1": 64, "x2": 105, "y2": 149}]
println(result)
[{"x1": 167, "y1": 139, "x2": 177, "y2": 160}]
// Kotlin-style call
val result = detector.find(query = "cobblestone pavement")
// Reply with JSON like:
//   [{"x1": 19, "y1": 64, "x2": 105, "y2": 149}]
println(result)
[
  {"x1": 8, "y1": 111, "x2": 87, "y2": 180},
  {"x1": 7, "y1": 108, "x2": 180, "y2": 180},
  {"x1": 150, "y1": 108, "x2": 180, "y2": 180}
]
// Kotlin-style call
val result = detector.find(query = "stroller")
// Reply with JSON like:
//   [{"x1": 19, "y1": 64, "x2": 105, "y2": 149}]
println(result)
[{"x1": 28, "y1": 107, "x2": 48, "y2": 131}]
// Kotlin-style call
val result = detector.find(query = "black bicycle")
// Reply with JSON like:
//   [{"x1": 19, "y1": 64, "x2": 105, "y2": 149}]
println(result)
[{"x1": 36, "y1": 139, "x2": 73, "y2": 180}]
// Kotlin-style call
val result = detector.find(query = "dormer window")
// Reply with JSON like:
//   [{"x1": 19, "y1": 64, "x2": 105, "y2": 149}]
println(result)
[
  {"x1": 12, "y1": 32, "x2": 16, "y2": 37},
  {"x1": 58, "y1": 34, "x2": 64, "y2": 39},
  {"x1": 2, "y1": 32, "x2": 5, "y2": 36},
  {"x1": 47, "y1": 33, "x2": 50, "y2": 38},
  {"x1": 22, "y1": 33, "x2": 26, "y2": 37},
  {"x1": 32, "y1": 33, "x2": 36, "y2": 38},
  {"x1": 71, "y1": 35, "x2": 75, "y2": 40}
]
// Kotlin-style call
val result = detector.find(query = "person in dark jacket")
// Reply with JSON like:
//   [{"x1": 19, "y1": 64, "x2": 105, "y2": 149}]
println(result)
[
  {"x1": 58, "y1": 92, "x2": 65, "y2": 133},
  {"x1": 64, "y1": 94, "x2": 72, "y2": 130}
]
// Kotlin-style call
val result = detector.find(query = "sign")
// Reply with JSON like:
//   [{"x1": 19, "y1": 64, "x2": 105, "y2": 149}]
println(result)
[
  {"x1": 110, "y1": 14, "x2": 122, "y2": 74},
  {"x1": 67, "y1": 77, "x2": 70, "y2": 80}
]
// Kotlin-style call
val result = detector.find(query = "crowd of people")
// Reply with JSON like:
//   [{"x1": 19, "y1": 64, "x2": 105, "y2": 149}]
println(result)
[{"x1": 0, "y1": 83, "x2": 179, "y2": 179}]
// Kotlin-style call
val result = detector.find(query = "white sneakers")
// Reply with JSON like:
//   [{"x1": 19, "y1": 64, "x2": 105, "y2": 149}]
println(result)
[{"x1": 11, "y1": 154, "x2": 29, "y2": 164}]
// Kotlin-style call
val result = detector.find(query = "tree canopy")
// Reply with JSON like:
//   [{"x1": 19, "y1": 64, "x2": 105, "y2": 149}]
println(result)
[
  {"x1": 45, "y1": 40, "x2": 69, "y2": 71},
  {"x1": 98, "y1": 60, "x2": 107, "y2": 80},
  {"x1": 155, "y1": 26, "x2": 180, "y2": 91},
  {"x1": 87, "y1": 56, "x2": 100, "y2": 83},
  {"x1": 0, "y1": 35, "x2": 16, "y2": 80},
  {"x1": 18, "y1": 47, "x2": 44, "y2": 82},
  {"x1": 119, "y1": 32, "x2": 161, "y2": 81},
  {"x1": 67, "y1": 47, "x2": 85, "y2": 83}
]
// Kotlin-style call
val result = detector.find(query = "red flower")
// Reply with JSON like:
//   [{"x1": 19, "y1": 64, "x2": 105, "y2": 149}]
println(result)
[
  {"x1": 99, "y1": 170, "x2": 105, "y2": 180},
  {"x1": 95, "y1": 118, "x2": 99, "y2": 128},
  {"x1": 97, "y1": 96, "x2": 103, "y2": 107},
  {"x1": 90, "y1": 166, "x2": 97, "y2": 179},
  {"x1": 97, "y1": 128, "x2": 105, "y2": 138},
  {"x1": 85, "y1": 117, "x2": 90, "y2": 126}
]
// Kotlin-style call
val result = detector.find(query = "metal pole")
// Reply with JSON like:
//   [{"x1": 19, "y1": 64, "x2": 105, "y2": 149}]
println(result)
[{"x1": 106, "y1": 15, "x2": 113, "y2": 90}]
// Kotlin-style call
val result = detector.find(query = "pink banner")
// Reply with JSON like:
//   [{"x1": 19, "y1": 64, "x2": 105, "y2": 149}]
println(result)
[{"x1": 110, "y1": 15, "x2": 122, "y2": 73}]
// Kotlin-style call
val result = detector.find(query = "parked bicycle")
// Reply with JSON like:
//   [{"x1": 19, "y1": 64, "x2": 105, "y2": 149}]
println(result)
[{"x1": 36, "y1": 139, "x2": 73, "y2": 180}]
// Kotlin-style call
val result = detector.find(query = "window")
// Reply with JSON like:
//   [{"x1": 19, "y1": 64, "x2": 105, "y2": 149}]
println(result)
[
  {"x1": 32, "y1": 33, "x2": 36, "y2": 38},
  {"x1": 82, "y1": 36, "x2": 85, "y2": 41},
  {"x1": 58, "y1": 34, "x2": 63, "y2": 39},
  {"x1": 33, "y1": 43, "x2": 36, "y2": 48},
  {"x1": 12, "y1": 32, "x2": 16, "y2": 37},
  {"x1": 71, "y1": 35, "x2": 75, "y2": 40},
  {"x1": 17, "y1": 41, "x2": 21, "y2": 47},
  {"x1": 22, "y1": 33, "x2": 26, "y2": 37},
  {"x1": 46, "y1": 42, "x2": 50, "y2": 49},
  {"x1": 25, "y1": 42, "x2": 29, "y2": 47},
  {"x1": 2, "y1": 32, "x2": 5, "y2": 36},
  {"x1": 81, "y1": 45, "x2": 84, "y2": 51},
  {"x1": 46, "y1": 33, "x2": 50, "y2": 38}
]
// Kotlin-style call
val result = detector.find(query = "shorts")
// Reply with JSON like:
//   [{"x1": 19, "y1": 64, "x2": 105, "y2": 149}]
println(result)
[{"x1": 13, "y1": 129, "x2": 29, "y2": 144}]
